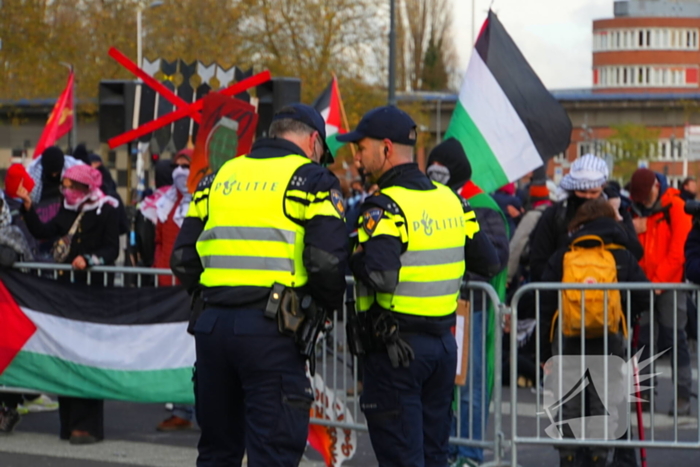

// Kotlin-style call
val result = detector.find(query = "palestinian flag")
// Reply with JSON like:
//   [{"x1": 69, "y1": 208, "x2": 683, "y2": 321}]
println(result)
[
  {"x1": 446, "y1": 10, "x2": 572, "y2": 193},
  {"x1": 0, "y1": 270, "x2": 195, "y2": 404},
  {"x1": 312, "y1": 77, "x2": 347, "y2": 157}
]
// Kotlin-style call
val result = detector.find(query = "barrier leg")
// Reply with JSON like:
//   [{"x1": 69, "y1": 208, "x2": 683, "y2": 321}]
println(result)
[{"x1": 632, "y1": 322, "x2": 647, "y2": 467}]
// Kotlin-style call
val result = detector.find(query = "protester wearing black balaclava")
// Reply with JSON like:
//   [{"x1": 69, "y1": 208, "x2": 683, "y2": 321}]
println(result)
[
  {"x1": 39, "y1": 146, "x2": 65, "y2": 201},
  {"x1": 425, "y1": 137, "x2": 472, "y2": 191}
]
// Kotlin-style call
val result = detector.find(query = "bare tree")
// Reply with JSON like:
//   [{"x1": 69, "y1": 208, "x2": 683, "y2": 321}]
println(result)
[{"x1": 396, "y1": 0, "x2": 458, "y2": 91}]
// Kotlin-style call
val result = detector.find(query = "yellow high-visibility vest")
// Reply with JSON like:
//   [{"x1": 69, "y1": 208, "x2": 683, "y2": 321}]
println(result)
[
  {"x1": 374, "y1": 183, "x2": 476, "y2": 316},
  {"x1": 196, "y1": 154, "x2": 311, "y2": 288}
]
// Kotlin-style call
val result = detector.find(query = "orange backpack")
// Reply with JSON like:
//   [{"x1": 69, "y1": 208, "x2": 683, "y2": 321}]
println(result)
[{"x1": 550, "y1": 235, "x2": 628, "y2": 341}]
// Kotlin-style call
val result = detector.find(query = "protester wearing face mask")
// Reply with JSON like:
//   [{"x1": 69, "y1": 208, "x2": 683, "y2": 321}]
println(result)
[
  {"x1": 16, "y1": 164, "x2": 120, "y2": 445},
  {"x1": 133, "y1": 159, "x2": 175, "y2": 269},
  {"x1": 18, "y1": 164, "x2": 120, "y2": 279},
  {"x1": 528, "y1": 154, "x2": 643, "y2": 282},
  {"x1": 153, "y1": 149, "x2": 192, "y2": 287}
]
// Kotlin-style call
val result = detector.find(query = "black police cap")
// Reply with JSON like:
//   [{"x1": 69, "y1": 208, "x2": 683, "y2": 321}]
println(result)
[{"x1": 336, "y1": 105, "x2": 417, "y2": 146}]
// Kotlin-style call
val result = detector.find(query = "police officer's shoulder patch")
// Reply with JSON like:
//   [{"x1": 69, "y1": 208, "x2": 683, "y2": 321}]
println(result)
[
  {"x1": 363, "y1": 208, "x2": 384, "y2": 236},
  {"x1": 330, "y1": 189, "x2": 345, "y2": 217}
]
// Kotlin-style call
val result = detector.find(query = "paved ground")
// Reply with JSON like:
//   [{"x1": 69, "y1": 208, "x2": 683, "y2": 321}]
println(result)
[{"x1": 1, "y1": 359, "x2": 698, "y2": 466}]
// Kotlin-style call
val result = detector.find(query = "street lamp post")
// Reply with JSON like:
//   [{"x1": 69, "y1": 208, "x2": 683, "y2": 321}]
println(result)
[
  {"x1": 136, "y1": 1, "x2": 163, "y2": 72},
  {"x1": 388, "y1": 0, "x2": 396, "y2": 106},
  {"x1": 134, "y1": 1, "x2": 163, "y2": 132}
]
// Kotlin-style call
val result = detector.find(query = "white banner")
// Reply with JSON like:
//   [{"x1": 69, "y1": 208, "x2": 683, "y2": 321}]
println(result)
[{"x1": 308, "y1": 372, "x2": 357, "y2": 467}]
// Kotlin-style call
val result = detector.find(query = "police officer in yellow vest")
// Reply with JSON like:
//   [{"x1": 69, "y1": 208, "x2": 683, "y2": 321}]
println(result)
[
  {"x1": 170, "y1": 104, "x2": 347, "y2": 467},
  {"x1": 338, "y1": 106, "x2": 500, "y2": 467}
]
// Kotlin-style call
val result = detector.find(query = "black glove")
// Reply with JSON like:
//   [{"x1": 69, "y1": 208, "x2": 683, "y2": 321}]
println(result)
[
  {"x1": 386, "y1": 338, "x2": 415, "y2": 368},
  {"x1": 374, "y1": 311, "x2": 415, "y2": 368}
]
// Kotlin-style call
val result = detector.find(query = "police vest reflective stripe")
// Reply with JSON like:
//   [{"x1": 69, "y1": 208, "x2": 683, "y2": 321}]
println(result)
[
  {"x1": 196, "y1": 154, "x2": 311, "y2": 288},
  {"x1": 375, "y1": 183, "x2": 468, "y2": 317}
]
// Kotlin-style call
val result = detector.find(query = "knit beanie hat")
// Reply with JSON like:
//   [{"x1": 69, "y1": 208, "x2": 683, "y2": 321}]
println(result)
[
  {"x1": 88, "y1": 153, "x2": 103, "y2": 165},
  {"x1": 4, "y1": 163, "x2": 35, "y2": 199},
  {"x1": 64, "y1": 164, "x2": 103, "y2": 191},
  {"x1": 629, "y1": 168, "x2": 658, "y2": 203},
  {"x1": 175, "y1": 148, "x2": 193, "y2": 163},
  {"x1": 426, "y1": 138, "x2": 472, "y2": 189},
  {"x1": 72, "y1": 143, "x2": 90, "y2": 165},
  {"x1": 559, "y1": 154, "x2": 609, "y2": 191},
  {"x1": 529, "y1": 182, "x2": 550, "y2": 203}
]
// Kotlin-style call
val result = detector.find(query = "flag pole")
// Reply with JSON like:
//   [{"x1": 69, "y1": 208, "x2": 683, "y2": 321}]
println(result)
[
  {"x1": 332, "y1": 73, "x2": 357, "y2": 156},
  {"x1": 60, "y1": 62, "x2": 76, "y2": 151}
]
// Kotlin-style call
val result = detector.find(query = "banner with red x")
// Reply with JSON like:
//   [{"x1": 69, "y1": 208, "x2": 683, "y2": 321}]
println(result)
[{"x1": 106, "y1": 47, "x2": 271, "y2": 149}]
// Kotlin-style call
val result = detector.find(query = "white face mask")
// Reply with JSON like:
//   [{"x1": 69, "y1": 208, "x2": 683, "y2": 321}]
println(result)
[
  {"x1": 427, "y1": 164, "x2": 451, "y2": 185},
  {"x1": 172, "y1": 166, "x2": 190, "y2": 195}
]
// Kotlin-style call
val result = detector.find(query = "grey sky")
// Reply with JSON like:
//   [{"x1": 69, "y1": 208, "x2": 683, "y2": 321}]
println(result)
[{"x1": 452, "y1": 0, "x2": 613, "y2": 90}]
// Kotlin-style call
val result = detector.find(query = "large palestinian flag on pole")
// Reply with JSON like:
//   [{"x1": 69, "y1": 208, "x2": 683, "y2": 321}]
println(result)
[
  {"x1": 312, "y1": 77, "x2": 347, "y2": 157},
  {"x1": 0, "y1": 270, "x2": 195, "y2": 404},
  {"x1": 446, "y1": 10, "x2": 572, "y2": 193}
]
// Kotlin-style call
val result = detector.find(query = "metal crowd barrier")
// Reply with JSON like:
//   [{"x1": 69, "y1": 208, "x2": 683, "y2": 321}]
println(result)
[
  {"x1": 508, "y1": 282, "x2": 700, "y2": 467},
  {"x1": 2, "y1": 263, "x2": 507, "y2": 457},
  {"x1": 7, "y1": 263, "x2": 700, "y2": 463},
  {"x1": 310, "y1": 280, "x2": 506, "y2": 466},
  {"x1": 11, "y1": 262, "x2": 177, "y2": 287}
]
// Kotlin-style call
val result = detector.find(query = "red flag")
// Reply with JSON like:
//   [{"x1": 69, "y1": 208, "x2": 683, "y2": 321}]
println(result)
[{"x1": 33, "y1": 71, "x2": 74, "y2": 158}]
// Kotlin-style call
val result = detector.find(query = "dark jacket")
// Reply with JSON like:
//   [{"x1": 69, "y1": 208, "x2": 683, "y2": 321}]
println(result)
[
  {"x1": 685, "y1": 223, "x2": 700, "y2": 284},
  {"x1": 539, "y1": 217, "x2": 651, "y2": 357},
  {"x1": 466, "y1": 205, "x2": 509, "y2": 310},
  {"x1": 529, "y1": 194, "x2": 643, "y2": 281},
  {"x1": 492, "y1": 190, "x2": 522, "y2": 237},
  {"x1": 22, "y1": 202, "x2": 120, "y2": 284}
]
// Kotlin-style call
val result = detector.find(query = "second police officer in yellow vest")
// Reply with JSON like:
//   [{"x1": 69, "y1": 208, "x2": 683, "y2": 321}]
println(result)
[
  {"x1": 170, "y1": 104, "x2": 347, "y2": 467},
  {"x1": 337, "y1": 106, "x2": 500, "y2": 467}
]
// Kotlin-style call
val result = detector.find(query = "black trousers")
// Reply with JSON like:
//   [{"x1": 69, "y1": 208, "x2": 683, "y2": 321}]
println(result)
[
  {"x1": 0, "y1": 392, "x2": 23, "y2": 408},
  {"x1": 361, "y1": 332, "x2": 457, "y2": 467},
  {"x1": 58, "y1": 397, "x2": 104, "y2": 440},
  {"x1": 193, "y1": 307, "x2": 312, "y2": 467}
]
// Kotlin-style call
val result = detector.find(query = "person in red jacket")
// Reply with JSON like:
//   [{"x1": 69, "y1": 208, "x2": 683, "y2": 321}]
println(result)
[
  {"x1": 153, "y1": 149, "x2": 191, "y2": 287},
  {"x1": 153, "y1": 149, "x2": 196, "y2": 432},
  {"x1": 629, "y1": 168, "x2": 693, "y2": 415}
]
